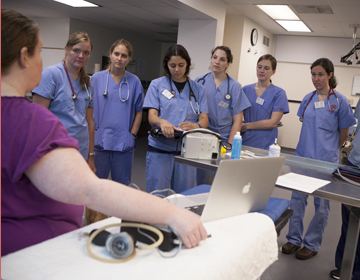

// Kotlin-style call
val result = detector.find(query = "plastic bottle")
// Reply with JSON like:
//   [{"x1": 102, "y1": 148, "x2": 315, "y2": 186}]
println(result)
[
  {"x1": 231, "y1": 132, "x2": 242, "y2": 159},
  {"x1": 268, "y1": 138, "x2": 281, "y2": 157}
]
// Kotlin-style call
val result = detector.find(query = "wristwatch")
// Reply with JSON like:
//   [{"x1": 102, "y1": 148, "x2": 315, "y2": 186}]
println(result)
[{"x1": 89, "y1": 152, "x2": 95, "y2": 156}]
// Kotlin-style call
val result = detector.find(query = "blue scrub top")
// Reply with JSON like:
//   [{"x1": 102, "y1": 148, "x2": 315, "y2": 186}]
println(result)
[
  {"x1": 195, "y1": 73, "x2": 251, "y2": 141},
  {"x1": 348, "y1": 99, "x2": 360, "y2": 166},
  {"x1": 296, "y1": 90, "x2": 356, "y2": 163},
  {"x1": 91, "y1": 70, "x2": 144, "y2": 152},
  {"x1": 143, "y1": 76, "x2": 208, "y2": 152},
  {"x1": 33, "y1": 62, "x2": 94, "y2": 160},
  {"x1": 242, "y1": 83, "x2": 289, "y2": 150}
]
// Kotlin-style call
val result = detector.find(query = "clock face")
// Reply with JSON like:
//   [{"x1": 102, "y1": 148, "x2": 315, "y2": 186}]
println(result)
[{"x1": 251, "y1": 28, "x2": 258, "y2": 46}]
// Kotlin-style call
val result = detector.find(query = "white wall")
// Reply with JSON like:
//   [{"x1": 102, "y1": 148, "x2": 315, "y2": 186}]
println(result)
[
  {"x1": 178, "y1": 19, "x2": 217, "y2": 79},
  {"x1": 238, "y1": 17, "x2": 275, "y2": 86},
  {"x1": 31, "y1": 17, "x2": 70, "y2": 69},
  {"x1": 179, "y1": 0, "x2": 227, "y2": 47},
  {"x1": 69, "y1": 19, "x2": 163, "y2": 80}
]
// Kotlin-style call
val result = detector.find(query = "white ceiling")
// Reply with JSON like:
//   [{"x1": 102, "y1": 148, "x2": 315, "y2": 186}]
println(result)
[{"x1": 2, "y1": 0, "x2": 360, "y2": 42}]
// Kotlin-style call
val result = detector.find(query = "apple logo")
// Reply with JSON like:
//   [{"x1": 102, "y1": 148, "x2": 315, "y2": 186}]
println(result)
[{"x1": 242, "y1": 182, "x2": 251, "y2": 194}]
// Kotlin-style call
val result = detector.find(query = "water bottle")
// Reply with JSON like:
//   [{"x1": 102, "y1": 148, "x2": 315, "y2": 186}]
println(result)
[
  {"x1": 269, "y1": 138, "x2": 281, "y2": 157},
  {"x1": 231, "y1": 132, "x2": 242, "y2": 159}
]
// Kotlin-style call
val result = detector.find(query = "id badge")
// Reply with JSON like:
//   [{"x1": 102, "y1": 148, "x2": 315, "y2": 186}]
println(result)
[
  {"x1": 315, "y1": 101, "x2": 325, "y2": 109},
  {"x1": 218, "y1": 101, "x2": 229, "y2": 109},
  {"x1": 162, "y1": 89, "x2": 174, "y2": 99},
  {"x1": 256, "y1": 97, "x2": 264, "y2": 105}
]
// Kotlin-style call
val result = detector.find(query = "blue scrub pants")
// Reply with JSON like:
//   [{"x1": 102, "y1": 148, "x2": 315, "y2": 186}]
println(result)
[
  {"x1": 286, "y1": 192, "x2": 330, "y2": 252},
  {"x1": 146, "y1": 151, "x2": 196, "y2": 194},
  {"x1": 95, "y1": 149, "x2": 134, "y2": 186},
  {"x1": 335, "y1": 160, "x2": 360, "y2": 279}
]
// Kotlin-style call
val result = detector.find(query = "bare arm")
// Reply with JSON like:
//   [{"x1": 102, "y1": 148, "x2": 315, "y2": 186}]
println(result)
[
  {"x1": 130, "y1": 111, "x2": 143, "y2": 136},
  {"x1": 179, "y1": 113, "x2": 209, "y2": 131},
  {"x1": 339, "y1": 127, "x2": 350, "y2": 149},
  {"x1": 25, "y1": 147, "x2": 207, "y2": 248},
  {"x1": 86, "y1": 107, "x2": 96, "y2": 173},
  {"x1": 32, "y1": 93, "x2": 51, "y2": 109},
  {"x1": 241, "y1": 111, "x2": 284, "y2": 133},
  {"x1": 228, "y1": 112, "x2": 243, "y2": 144},
  {"x1": 148, "y1": 108, "x2": 180, "y2": 138}
]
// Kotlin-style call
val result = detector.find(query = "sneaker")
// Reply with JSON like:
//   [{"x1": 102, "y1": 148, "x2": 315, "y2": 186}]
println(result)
[
  {"x1": 330, "y1": 269, "x2": 340, "y2": 280},
  {"x1": 295, "y1": 246, "x2": 318, "y2": 260},
  {"x1": 282, "y1": 242, "x2": 300, "y2": 254}
]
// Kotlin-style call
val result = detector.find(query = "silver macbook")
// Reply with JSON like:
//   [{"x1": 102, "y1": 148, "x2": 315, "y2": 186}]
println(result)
[{"x1": 168, "y1": 156, "x2": 286, "y2": 223}]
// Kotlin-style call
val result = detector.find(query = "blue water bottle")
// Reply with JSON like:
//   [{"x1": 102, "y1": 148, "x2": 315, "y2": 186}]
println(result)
[{"x1": 231, "y1": 132, "x2": 242, "y2": 159}]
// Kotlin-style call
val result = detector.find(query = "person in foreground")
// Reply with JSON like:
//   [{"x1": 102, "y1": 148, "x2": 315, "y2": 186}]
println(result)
[
  {"x1": 282, "y1": 58, "x2": 356, "y2": 260},
  {"x1": 329, "y1": 98, "x2": 360, "y2": 280},
  {"x1": 1, "y1": 8, "x2": 207, "y2": 257}
]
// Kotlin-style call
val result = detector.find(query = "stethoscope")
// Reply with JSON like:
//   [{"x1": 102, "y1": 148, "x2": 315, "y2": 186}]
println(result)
[
  {"x1": 299, "y1": 87, "x2": 339, "y2": 122},
  {"x1": 169, "y1": 76, "x2": 200, "y2": 115},
  {"x1": 198, "y1": 72, "x2": 231, "y2": 100},
  {"x1": 63, "y1": 61, "x2": 91, "y2": 101},
  {"x1": 103, "y1": 70, "x2": 130, "y2": 102}
]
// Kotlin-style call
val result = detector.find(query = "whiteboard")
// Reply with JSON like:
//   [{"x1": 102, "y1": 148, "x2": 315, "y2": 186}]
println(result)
[{"x1": 352, "y1": 75, "x2": 360, "y2": 96}]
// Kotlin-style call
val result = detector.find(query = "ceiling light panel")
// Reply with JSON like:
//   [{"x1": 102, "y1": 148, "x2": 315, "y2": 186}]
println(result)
[
  {"x1": 257, "y1": 5, "x2": 299, "y2": 20},
  {"x1": 276, "y1": 20, "x2": 311, "y2": 32},
  {"x1": 53, "y1": 0, "x2": 98, "y2": 7}
]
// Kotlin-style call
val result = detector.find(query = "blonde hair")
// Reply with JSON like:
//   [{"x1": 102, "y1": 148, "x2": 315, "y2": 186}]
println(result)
[{"x1": 64, "y1": 31, "x2": 93, "y2": 90}]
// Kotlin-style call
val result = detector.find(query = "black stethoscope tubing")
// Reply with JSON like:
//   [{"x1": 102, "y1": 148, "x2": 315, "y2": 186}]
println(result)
[
  {"x1": 168, "y1": 76, "x2": 200, "y2": 115},
  {"x1": 299, "y1": 87, "x2": 339, "y2": 122},
  {"x1": 198, "y1": 72, "x2": 231, "y2": 100}
]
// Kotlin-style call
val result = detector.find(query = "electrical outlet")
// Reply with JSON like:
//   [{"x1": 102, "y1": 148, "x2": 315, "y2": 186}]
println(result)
[{"x1": 348, "y1": 99, "x2": 353, "y2": 105}]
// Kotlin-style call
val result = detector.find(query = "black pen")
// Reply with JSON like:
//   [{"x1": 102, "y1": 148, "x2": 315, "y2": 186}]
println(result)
[{"x1": 183, "y1": 111, "x2": 191, "y2": 122}]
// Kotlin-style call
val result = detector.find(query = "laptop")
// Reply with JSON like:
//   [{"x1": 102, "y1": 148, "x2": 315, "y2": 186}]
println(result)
[{"x1": 168, "y1": 156, "x2": 286, "y2": 223}]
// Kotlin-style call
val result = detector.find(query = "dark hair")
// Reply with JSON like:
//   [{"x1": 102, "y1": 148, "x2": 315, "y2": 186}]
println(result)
[
  {"x1": 107, "y1": 39, "x2": 133, "y2": 70},
  {"x1": 163, "y1": 45, "x2": 191, "y2": 77},
  {"x1": 310, "y1": 58, "x2": 337, "y2": 89},
  {"x1": 257, "y1": 54, "x2": 277, "y2": 70},
  {"x1": 64, "y1": 31, "x2": 93, "y2": 90},
  {"x1": 1, "y1": 9, "x2": 39, "y2": 75},
  {"x1": 211, "y1": 46, "x2": 233, "y2": 64}
]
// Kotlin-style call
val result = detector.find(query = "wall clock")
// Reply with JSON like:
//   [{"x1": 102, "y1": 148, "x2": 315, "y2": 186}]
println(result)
[{"x1": 251, "y1": 28, "x2": 258, "y2": 46}]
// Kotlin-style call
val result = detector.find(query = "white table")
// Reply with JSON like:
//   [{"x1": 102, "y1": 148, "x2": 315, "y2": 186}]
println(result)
[{"x1": 2, "y1": 214, "x2": 278, "y2": 280}]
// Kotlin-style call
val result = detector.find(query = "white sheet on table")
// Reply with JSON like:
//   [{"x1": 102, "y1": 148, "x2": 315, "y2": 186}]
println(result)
[{"x1": 1, "y1": 213, "x2": 278, "y2": 280}]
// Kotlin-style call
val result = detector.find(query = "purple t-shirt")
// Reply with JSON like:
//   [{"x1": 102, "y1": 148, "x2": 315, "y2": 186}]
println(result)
[{"x1": 1, "y1": 97, "x2": 83, "y2": 256}]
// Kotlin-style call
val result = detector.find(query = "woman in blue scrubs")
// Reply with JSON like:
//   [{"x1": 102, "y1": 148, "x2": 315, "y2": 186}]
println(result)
[
  {"x1": 143, "y1": 45, "x2": 209, "y2": 194},
  {"x1": 241, "y1": 54, "x2": 289, "y2": 150},
  {"x1": 91, "y1": 39, "x2": 144, "y2": 186},
  {"x1": 282, "y1": 58, "x2": 356, "y2": 260},
  {"x1": 33, "y1": 32, "x2": 96, "y2": 172},
  {"x1": 195, "y1": 46, "x2": 250, "y2": 184},
  {"x1": 196, "y1": 46, "x2": 251, "y2": 143}
]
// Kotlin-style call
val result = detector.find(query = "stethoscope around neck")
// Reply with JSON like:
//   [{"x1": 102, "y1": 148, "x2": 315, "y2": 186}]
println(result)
[
  {"x1": 63, "y1": 61, "x2": 91, "y2": 101},
  {"x1": 198, "y1": 72, "x2": 231, "y2": 100},
  {"x1": 103, "y1": 70, "x2": 130, "y2": 102},
  {"x1": 169, "y1": 76, "x2": 200, "y2": 115},
  {"x1": 299, "y1": 87, "x2": 339, "y2": 122}
]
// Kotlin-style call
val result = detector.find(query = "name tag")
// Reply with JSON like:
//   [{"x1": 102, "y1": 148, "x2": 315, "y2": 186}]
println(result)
[
  {"x1": 162, "y1": 89, "x2": 174, "y2": 99},
  {"x1": 315, "y1": 101, "x2": 325, "y2": 109},
  {"x1": 218, "y1": 101, "x2": 229, "y2": 109},
  {"x1": 256, "y1": 97, "x2": 265, "y2": 105}
]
